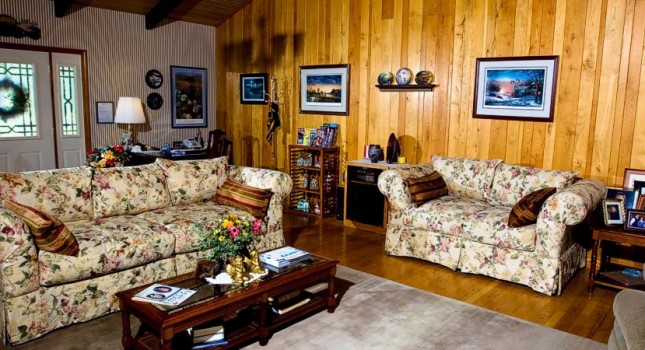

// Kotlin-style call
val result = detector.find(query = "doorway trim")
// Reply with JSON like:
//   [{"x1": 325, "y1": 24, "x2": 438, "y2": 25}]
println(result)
[{"x1": 0, "y1": 42, "x2": 91, "y2": 166}]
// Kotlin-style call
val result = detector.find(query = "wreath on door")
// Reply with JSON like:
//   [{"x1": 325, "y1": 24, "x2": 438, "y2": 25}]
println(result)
[{"x1": 0, "y1": 79, "x2": 28, "y2": 122}]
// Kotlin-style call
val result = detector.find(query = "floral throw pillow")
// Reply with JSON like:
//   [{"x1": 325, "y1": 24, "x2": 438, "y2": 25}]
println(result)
[
  {"x1": 507, "y1": 187, "x2": 557, "y2": 228},
  {"x1": 2, "y1": 199, "x2": 79, "y2": 256},
  {"x1": 215, "y1": 180, "x2": 273, "y2": 219}
]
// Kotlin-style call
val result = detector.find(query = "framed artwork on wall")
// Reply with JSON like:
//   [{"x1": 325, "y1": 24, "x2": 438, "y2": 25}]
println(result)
[
  {"x1": 96, "y1": 101, "x2": 114, "y2": 124},
  {"x1": 240, "y1": 73, "x2": 268, "y2": 104},
  {"x1": 299, "y1": 64, "x2": 350, "y2": 115},
  {"x1": 473, "y1": 56, "x2": 559, "y2": 122},
  {"x1": 170, "y1": 66, "x2": 207, "y2": 128}
]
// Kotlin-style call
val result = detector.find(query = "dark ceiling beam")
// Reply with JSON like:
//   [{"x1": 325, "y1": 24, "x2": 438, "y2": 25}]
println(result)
[
  {"x1": 145, "y1": 0, "x2": 185, "y2": 30},
  {"x1": 53, "y1": 0, "x2": 76, "y2": 17}
]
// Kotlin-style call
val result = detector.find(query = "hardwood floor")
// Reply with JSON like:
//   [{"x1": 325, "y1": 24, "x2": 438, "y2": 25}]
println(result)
[{"x1": 283, "y1": 214, "x2": 617, "y2": 344}]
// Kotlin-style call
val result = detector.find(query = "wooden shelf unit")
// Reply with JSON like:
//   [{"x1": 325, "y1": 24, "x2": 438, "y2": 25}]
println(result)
[
  {"x1": 375, "y1": 84, "x2": 438, "y2": 91},
  {"x1": 288, "y1": 145, "x2": 339, "y2": 217}
]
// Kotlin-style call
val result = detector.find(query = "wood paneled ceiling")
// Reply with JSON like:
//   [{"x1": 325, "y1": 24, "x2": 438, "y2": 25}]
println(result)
[{"x1": 53, "y1": 0, "x2": 252, "y2": 28}]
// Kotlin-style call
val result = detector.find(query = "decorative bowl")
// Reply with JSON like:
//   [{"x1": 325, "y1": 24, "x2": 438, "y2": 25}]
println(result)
[
  {"x1": 415, "y1": 70, "x2": 435, "y2": 85},
  {"x1": 395, "y1": 68, "x2": 413, "y2": 85},
  {"x1": 377, "y1": 72, "x2": 394, "y2": 85}
]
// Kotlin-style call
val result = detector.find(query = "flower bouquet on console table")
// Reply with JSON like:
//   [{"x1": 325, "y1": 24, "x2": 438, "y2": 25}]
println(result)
[
  {"x1": 85, "y1": 144, "x2": 130, "y2": 168},
  {"x1": 195, "y1": 214, "x2": 266, "y2": 285}
]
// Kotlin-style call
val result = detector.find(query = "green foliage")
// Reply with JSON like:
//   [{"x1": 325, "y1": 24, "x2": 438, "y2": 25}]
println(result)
[{"x1": 196, "y1": 214, "x2": 263, "y2": 262}]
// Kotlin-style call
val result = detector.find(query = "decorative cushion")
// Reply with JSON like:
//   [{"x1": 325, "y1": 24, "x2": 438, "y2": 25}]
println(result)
[
  {"x1": 431, "y1": 155, "x2": 502, "y2": 201},
  {"x1": 92, "y1": 164, "x2": 171, "y2": 218},
  {"x1": 0, "y1": 167, "x2": 94, "y2": 221},
  {"x1": 488, "y1": 163, "x2": 577, "y2": 207},
  {"x1": 507, "y1": 187, "x2": 557, "y2": 228},
  {"x1": 2, "y1": 199, "x2": 79, "y2": 256},
  {"x1": 407, "y1": 171, "x2": 448, "y2": 207},
  {"x1": 155, "y1": 156, "x2": 229, "y2": 205},
  {"x1": 215, "y1": 180, "x2": 272, "y2": 218}
]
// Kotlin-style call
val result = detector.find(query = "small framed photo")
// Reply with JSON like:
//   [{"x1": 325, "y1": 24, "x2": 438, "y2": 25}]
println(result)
[
  {"x1": 240, "y1": 73, "x2": 268, "y2": 105},
  {"x1": 96, "y1": 101, "x2": 114, "y2": 124},
  {"x1": 299, "y1": 64, "x2": 350, "y2": 115},
  {"x1": 170, "y1": 66, "x2": 207, "y2": 128},
  {"x1": 473, "y1": 56, "x2": 559, "y2": 122},
  {"x1": 623, "y1": 168, "x2": 645, "y2": 189},
  {"x1": 624, "y1": 210, "x2": 645, "y2": 232},
  {"x1": 606, "y1": 187, "x2": 640, "y2": 210},
  {"x1": 602, "y1": 199, "x2": 626, "y2": 226}
]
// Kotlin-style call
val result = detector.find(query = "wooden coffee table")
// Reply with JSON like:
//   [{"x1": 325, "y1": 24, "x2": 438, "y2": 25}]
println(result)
[{"x1": 115, "y1": 255, "x2": 339, "y2": 349}]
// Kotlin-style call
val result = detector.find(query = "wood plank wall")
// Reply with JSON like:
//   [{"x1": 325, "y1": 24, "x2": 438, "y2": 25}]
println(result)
[{"x1": 216, "y1": 0, "x2": 645, "y2": 187}]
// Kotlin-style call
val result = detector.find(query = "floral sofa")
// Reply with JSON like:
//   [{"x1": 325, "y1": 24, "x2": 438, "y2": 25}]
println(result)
[
  {"x1": 377, "y1": 155, "x2": 606, "y2": 295},
  {"x1": 0, "y1": 156, "x2": 292, "y2": 345}
]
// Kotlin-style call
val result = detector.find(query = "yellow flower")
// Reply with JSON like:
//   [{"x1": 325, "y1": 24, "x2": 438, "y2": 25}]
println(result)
[
  {"x1": 104, "y1": 150, "x2": 115, "y2": 160},
  {"x1": 222, "y1": 220, "x2": 234, "y2": 229},
  {"x1": 98, "y1": 159, "x2": 107, "y2": 167},
  {"x1": 218, "y1": 236, "x2": 225, "y2": 241}
]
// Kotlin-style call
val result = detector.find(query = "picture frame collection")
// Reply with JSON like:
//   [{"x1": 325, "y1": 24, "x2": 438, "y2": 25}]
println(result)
[{"x1": 604, "y1": 168, "x2": 645, "y2": 232}]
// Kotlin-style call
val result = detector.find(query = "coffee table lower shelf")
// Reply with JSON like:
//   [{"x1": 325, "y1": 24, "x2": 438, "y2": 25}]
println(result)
[{"x1": 133, "y1": 296, "x2": 328, "y2": 349}]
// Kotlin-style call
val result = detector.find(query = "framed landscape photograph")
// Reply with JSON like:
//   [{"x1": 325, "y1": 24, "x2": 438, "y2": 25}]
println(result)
[
  {"x1": 299, "y1": 64, "x2": 350, "y2": 115},
  {"x1": 602, "y1": 199, "x2": 626, "y2": 226},
  {"x1": 240, "y1": 73, "x2": 268, "y2": 105},
  {"x1": 170, "y1": 66, "x2": 207, "y2": 128},
  {"x1": 473, "y1": 56, "x2": 559, "y2": 122}
]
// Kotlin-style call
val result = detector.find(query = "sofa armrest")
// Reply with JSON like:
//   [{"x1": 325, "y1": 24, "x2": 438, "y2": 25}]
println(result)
[
  {"x1": 0, "y1": 206, "x2": 40, "y2": 299},
  {"x1": 227, "y1": 166, "x2": 293, "y2": 247},
  {"x1": 377, "y1": 164, "x2": 436, "y2": 211},
  {"x1": 535, "y1": 178, "x2": 606, "y2": 257}
]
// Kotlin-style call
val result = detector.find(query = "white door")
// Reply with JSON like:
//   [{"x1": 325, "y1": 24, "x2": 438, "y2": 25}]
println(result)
[
  {"x1": 52, "y1": 53, "x2": 86, "y2": 168},
  {"x1": 0, "y1": 48, "x2": 56, "y2": 171}
]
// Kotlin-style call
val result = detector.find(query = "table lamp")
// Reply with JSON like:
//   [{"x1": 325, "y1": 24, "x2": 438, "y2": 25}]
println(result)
[{"x1": 114, "y1": 97, "x2": 145, "y2": 150}]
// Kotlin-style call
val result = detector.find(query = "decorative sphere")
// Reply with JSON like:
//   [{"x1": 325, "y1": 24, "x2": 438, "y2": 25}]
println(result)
[
  {"x1": 377, "y1": 72, "x2": 394, "y2": 85},
  {"x1": 415, "y1": 70, "x2": 435, "y2": 85},
  {"x1": 395, "y1": 68, "x2": 413, "y2": 85}
]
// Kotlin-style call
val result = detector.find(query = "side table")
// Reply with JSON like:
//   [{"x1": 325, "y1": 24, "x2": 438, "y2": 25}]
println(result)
[{"x1": 587, "y1": 225, "x2": 645, "y2": 292}]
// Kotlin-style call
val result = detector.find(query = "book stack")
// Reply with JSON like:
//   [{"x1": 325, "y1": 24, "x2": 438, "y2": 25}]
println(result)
[
  {"x1": 259, "y1": 246, "x2": 312, "y2": 270},
  {"x1": 189, "y1": 324, "x2": 227, "y2": 349},
  {"x1": 132, "y1": 284, "x2": 196, "y2": 307},
  {"x1": 269, "y1": 289, "x2": 311, "y2": 315}
]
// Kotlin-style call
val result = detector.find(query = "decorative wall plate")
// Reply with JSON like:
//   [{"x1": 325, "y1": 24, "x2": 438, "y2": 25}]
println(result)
[
  {"x1": 147, "y1": 92, "x2": 163, "y2": 110},
  {"x1": 145, "y1": 69, "x2": 163, "y2": 89}
]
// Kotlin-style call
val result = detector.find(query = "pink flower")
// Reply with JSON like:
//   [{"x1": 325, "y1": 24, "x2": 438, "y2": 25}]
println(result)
[
  {"x1": 252, "y1": 220, "x2": 262, "y2": 234},
  {"x1": 228, "y1": 226, "x2": 240, "y2": 238}
]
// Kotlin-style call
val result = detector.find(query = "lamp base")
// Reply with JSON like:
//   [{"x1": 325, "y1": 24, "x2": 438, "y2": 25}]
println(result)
[{"x1": 121, "y1": 131, "x2": 134, "y2": 151}]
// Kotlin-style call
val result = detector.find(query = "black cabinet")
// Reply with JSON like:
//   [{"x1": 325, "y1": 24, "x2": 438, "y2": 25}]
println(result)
[{"x1": 343, "y1": 160, "x2": 406, "y2": 233}]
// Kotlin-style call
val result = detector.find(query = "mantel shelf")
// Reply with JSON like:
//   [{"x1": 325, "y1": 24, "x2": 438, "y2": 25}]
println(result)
[{"x1": 376, "y1": 84, "x2": 438, "y2": 91}]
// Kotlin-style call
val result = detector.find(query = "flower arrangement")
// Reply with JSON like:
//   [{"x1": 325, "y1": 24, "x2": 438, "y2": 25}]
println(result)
[
  {"x1": 196, "y1": 214, "x2": 262, "y2": 263},
  {"x1": 85, "y1": 144, "x2": 130, "y2": 168}
]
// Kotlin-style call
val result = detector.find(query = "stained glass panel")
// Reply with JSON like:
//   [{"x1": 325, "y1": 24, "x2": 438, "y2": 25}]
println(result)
[
  {"x1": 0, "y1": 62, "x2": 37, "y2": 138},
  {"x1": 58, "y1": 66, "x2": 78, "y2": 136}
]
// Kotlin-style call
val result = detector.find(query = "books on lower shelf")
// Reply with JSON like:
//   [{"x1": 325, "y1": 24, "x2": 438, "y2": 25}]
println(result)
[
  {"x1": 270, "y1": 290, "x2": 312, "y2": 315},
  {"x1": 189, "y1": 323, "x2": 227, "y2": 348},
  {"x1": 132, "y1": 284, "x2": 196, "y2": 307},
  {"x1": 600, "y1": 270, "x2": 645, "y2": 286},
  {"x1": 259, "y1": 246, "x2": 312, "y2": 269}
]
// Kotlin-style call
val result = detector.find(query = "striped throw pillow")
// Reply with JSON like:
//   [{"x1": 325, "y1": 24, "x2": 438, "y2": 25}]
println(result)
[
  {"x1": 215, "y1": 180, "x2": 273, "y2": 218},
  {"x1": 407, "y1": 171, "x2": 449, "y2": 207},
  {"x1": 2, "y1": 200, "x2": 79, "y2": 256},
  {"x1": 507, "y1": 187, "x2": 557, "y2": 228}
]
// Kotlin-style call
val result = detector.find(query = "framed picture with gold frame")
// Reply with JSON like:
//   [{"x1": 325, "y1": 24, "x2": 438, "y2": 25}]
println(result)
[{"x1": 602, "y1": 198, "x2": 626, "y2": 226}]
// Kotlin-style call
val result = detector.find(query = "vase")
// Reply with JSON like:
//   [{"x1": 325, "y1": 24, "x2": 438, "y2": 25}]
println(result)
[{"x1": 368, "y1": 145, "x2": 382, "y2": 163}]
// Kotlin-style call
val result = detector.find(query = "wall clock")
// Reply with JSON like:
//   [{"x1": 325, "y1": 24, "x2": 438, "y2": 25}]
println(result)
[
  {"x1": 147, "y1": 92, "x2": 163, "y2": 110},
  {"x1": 145, "y1": 69, "x2": 163, "y2": 89}
]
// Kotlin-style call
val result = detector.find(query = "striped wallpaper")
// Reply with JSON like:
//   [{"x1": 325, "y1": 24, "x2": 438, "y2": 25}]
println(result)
[{"x1": 0, "y1": 0, "x2": 217, "y2": 148}]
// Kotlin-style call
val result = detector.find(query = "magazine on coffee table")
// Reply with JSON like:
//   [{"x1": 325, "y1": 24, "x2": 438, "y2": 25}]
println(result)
[{"x1": 132, "y1": 284, "x2": 196, "y2": 307}]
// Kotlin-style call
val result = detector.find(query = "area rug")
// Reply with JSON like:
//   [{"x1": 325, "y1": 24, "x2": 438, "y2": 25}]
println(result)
[{"x1": 1, "y1": 266, "x2": 605, "y2": 350}]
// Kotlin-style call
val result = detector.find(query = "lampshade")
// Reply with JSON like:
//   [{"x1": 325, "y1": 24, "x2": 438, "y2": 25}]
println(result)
[{"x1": 114, "y1": 97, "x2": 145, "y2": 124}]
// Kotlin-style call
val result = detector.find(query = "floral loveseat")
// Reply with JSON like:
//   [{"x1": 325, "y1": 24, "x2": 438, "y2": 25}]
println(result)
[
  {"x1": 377, "y1": 155, "x2": 606, "y2": 295},
  {"x1": 0, "y1": 156, "x2": 292, "y2": 345}
]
